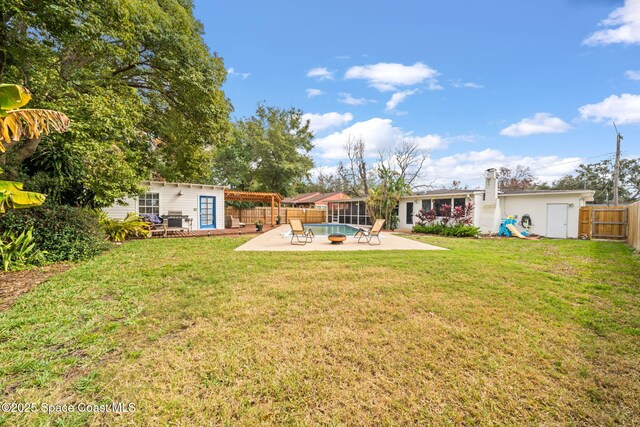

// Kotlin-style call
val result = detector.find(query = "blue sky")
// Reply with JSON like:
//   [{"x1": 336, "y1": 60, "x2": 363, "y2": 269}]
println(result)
[{"x1": 195, "y1": 0, "x2": 640, "y2": 187}]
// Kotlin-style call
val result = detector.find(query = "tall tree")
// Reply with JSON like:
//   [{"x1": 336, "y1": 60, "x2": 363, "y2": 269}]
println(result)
[
  {"x1": 377, "y1": 140, "x2": 427, "y2": 189},
  {"x1": 366, "y1": 167, "x2": 411, "y2": 230},
  {"x1": 0, "y1": 0, "x2": 231, "y2": 207},
  {"x1": 334, "y1": 136, "x2": 374, "y2": 197},
  {"x1": 213, "y1": 104, "x2": 314, "y2": 196},
  {"x1": 497, "y1": 165, "x2": 538, "y2": 190},
  {"x1": 552, "y1": 158, "x2": 640, "y2": 204},
  {"x1": 302, "y1": 168, "x2": 348, "y2": 193}
]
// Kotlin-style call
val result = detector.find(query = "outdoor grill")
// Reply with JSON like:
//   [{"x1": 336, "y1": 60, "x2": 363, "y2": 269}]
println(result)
[{"x1": 162, "y1": 214, "x2": 191, "y2": 229}]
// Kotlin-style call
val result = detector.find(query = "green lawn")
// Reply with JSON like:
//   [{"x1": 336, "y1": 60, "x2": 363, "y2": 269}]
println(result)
[{"x1": 0, "y1": 235, "x2": 639, "y2": 425}]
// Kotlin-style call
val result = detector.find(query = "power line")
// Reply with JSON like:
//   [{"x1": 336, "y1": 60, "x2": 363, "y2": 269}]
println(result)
[{"x1": 527, "y1": 152, "x2": 615, "y2": 173}]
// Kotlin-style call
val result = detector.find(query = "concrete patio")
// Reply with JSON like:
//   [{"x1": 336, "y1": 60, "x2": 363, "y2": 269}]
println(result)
[{"x1": 235, "y1": 225, "x2": 447, "y2": 251}]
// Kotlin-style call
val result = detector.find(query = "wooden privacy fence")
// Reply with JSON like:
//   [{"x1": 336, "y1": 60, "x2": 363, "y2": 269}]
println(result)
[
  {"x1": 579, "y1": 202, "x2": 640, "y2": 250},
  {"x1": 628, "y1": 202, "x2": 640, "y2": 251},
  {"x1": 578, "y1": 206, "x2": 628, "y2": 240},
  {"x1": 225, "y1": 206, "x2": 326, "y2": 224}
]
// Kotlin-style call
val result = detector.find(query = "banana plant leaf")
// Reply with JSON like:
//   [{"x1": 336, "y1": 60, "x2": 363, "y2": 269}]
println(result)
[
  {"x1": 0, "y1": 180, "x2": 46, "y2": 213},
  {"x1": 0, "y1": 84, "x2": 70, "y2": 152}
]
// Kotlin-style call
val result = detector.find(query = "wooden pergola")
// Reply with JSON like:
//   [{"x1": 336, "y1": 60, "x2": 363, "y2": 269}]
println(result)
[{"x1": 224, "y1": 190, "x2": 284, "y2": 226}]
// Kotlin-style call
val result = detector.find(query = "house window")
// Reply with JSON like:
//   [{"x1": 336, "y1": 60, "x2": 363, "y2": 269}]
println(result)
[
  {"x1": 406, "y1": 202, "x2": 414, "y2": 224},
  {"x1": 434, "y1": 198, "x2": 450, "y2": 214},
  {"x1": 454, "y1": 198, "x2": 466, "y2": 208},
  {"x1": 421, "y1": 199, "x2": 431, "y2": 212},
  {"x1": 139, "y1": 192, "x2": 159, "y2": 215}
]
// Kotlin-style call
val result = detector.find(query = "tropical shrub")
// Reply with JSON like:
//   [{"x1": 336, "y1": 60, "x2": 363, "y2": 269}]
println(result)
[
  {"x1": 0, "y1": 205, "x2": 109, "y2": 261},
  {"x1": 0, "y1": 228, "x2": 47, "y2": 271},
  {"x1": 412, "y1": 223, "x2": 446, "y2": 235},
  {"x1": 413, "y1": 202, "x2": 479, "y2": 237},
  {"x1": 441, "y1": 224, "x2": 481, "y2": 237},
  {"x1": 99, "y1": 212, "x2": 151, "y2": 242},
  {"x1": 366, "y1": 168, "x2": 411, "y2": 231},
  {"x1": 0, "y1": 180, "x2": 46, "y2": 213}
]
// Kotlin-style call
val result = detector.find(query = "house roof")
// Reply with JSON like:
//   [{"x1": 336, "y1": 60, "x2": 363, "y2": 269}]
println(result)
[
  {"x1": 282, "y1": 192, "x2": 315, "y2": 203},
  {"x1": 395, "y1": 187, "x2": 595, "y2": 201},
  {"x1": 283, "y1": 192, "x2": 348, "y2": 204},
  {"x1": 143, "y1": 180, "x2": 228, "y2": 190},
  {"x1": 499, "y1": 189, "x2": 595, "y2": 197},
  {"x1": 411, "y1": 189, "x2": 478, "y2": 196}
]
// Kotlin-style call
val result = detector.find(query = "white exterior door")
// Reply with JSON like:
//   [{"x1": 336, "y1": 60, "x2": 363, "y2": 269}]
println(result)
[{"x1": 547, "y1": 204, "x2": 568, "y2": 238}]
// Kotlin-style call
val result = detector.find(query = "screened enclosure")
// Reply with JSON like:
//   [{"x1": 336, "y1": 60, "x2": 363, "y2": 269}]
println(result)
[{"x1": 327, "y1": 201, "x2": 372, "y2": 226}]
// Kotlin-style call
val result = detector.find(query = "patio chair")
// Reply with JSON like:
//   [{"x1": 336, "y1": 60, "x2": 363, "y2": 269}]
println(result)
[
  {"x1": 289, "y1": 218, "x2": 315, "y2": 245},
  {"x1": 140, "y1": 213, "x2": 164, "y2": 238},
  {"x1": 356, "y1": 218, "x2": 385, "y2": 245},
  {"x1": 225, "y1": 215, "x2": 246, "y2": 228}
]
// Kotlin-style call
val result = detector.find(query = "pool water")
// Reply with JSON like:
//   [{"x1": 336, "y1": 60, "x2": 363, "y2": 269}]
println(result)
[{"x1": 292, "y1": 223, "x2": 362, "y2": 236}]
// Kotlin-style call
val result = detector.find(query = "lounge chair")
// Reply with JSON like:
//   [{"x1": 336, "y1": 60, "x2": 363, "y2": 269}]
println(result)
[
  {"x1": 225, "y1": 215, "x2": 246, "y2": 228},
  {"x1": 289, "y1": 218, "x2": 315, "y2": 245},
  {"x1": 356, "y1": 218, "x2": 385, "y2": 245}
]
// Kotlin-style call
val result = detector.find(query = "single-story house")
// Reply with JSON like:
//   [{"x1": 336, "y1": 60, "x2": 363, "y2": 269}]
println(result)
[
  {"x1": 282, "y1": 192, "x2": 351, "y2": 209},
  {"x1": 104, "y1": 181, "x2": 227, "y2": 231},
  {"x1": 329, "y1": 169, "x2": 595, "y2": 238}
]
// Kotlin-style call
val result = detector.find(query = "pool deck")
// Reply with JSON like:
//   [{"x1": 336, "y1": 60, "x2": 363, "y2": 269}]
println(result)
[{"x1": 235, "y1": 225, "x2": 447, "y2": 251}]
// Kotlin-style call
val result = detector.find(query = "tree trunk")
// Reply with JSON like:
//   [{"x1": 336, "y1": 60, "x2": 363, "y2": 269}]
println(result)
[
  {"x1": 9, "y1": 137, "x2": 41, "y2": 162},
  {"x1": 0, "y1": 137, "x2": 41, "y2": 179}
]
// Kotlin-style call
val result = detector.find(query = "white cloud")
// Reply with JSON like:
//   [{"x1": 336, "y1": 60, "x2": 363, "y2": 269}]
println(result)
[
  {"x1": 307, "y1": 67, "x2": 334, "y2": 80},
  {"x1": 302, "y1": 112, "x2": 353, "y2": 134},
  {"x1": 344, "y1": 62, "x2": 440, "y2": 92},
  {"x1": 625, "y1": 70, "x2": 640, "y2": 81},
  {"x1": 385, "y1": 89, "x2": 419, "y2": 111},
  {"x1": 309, "y1": 165, "x2": 340, "y2": 180},
  {"x1": 306, "y1": 88, "x2": 324, "y2": 98},
  {"x1": 417, "y1": 150, "x2": 583, "y2": 188},
  {"x1": 334, "y1": 55, "x2": 351, "y2": 60},
  {"x1": 452, "y1": 80, "x2": 484, "y2": 89},
  {"x1": 312, "y1": 118, "x2": 463, "y2": 159},
  {"x1": 500, "y1": 113, "x2": 572, "y2": 137},
  {"x1": 583, "y1": 0, "x2": 640, "y2": 45},
  {"x1": 338, "y1": 93, "x2": 375, "y2": 106},
  {"x1": 426, "y1": 80, "x2": 444, "y2": 91},
  {"x1": 227, "y1": 67, "x2": 250, "y2": 79},
  {"x1": 579, "y1": 93, "x2": 640, "y2": 124}
]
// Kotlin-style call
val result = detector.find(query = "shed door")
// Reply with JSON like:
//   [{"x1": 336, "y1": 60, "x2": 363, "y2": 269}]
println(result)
[
  {"x1": 547, "y1": 204, "x2": 568, "y2": 238},
  {"x1": 199, "y1": 196, "x2": 216, "y2": 229}
]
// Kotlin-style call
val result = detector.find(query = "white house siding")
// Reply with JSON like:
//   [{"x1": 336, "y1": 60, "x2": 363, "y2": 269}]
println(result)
[
  {"x1": 397, "y1": 192, "x2": 590, "y2": 237},
  {"x1": 103, "y1": 182, "x2": 226, "y2": 231},
  {"x1": 499, "y1": 193, "x2": 589, "y2": 238},
  {"x1": 397, "y1": 193, "x2": 478, "y2": 230},
  {"x1": 395, "y1": 167, "x2": 593, "y2": 238}
]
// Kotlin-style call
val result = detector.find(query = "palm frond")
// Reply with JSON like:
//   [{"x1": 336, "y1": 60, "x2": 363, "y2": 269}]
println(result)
[{"x1": 0, "y1": 109, "x2": 70, "y2": 152}]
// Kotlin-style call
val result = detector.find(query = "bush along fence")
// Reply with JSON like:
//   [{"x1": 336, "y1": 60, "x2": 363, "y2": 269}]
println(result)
[
  {"x1": 412, "y1": 202, "x2": 480, "y2": 238},
  {"x1": 225, "y1": 206, "x2": 327, "y2": 225},
  {"x1": 0, "y1": 205, "x2": 110, "y2": 271}
]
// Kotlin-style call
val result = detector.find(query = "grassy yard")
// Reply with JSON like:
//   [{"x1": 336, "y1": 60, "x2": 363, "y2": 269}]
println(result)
[{"x1": 0, "y1": 235, "x2": 638, "y2": 425}]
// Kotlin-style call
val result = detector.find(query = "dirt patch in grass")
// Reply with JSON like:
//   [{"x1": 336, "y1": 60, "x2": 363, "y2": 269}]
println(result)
[{"x1": 0, "y1": 264, "x2": 70, "y2": 312}]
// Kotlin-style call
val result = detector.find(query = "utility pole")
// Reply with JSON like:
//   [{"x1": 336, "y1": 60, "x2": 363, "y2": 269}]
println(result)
[{"x1": 612, "y1": 122, "x2": 623, "y2": 206}]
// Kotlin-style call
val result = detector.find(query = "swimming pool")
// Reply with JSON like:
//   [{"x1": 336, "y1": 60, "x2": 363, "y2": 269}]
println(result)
[{"x1": 288, "y1": 223, "x2": 362, "y2": 236}]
